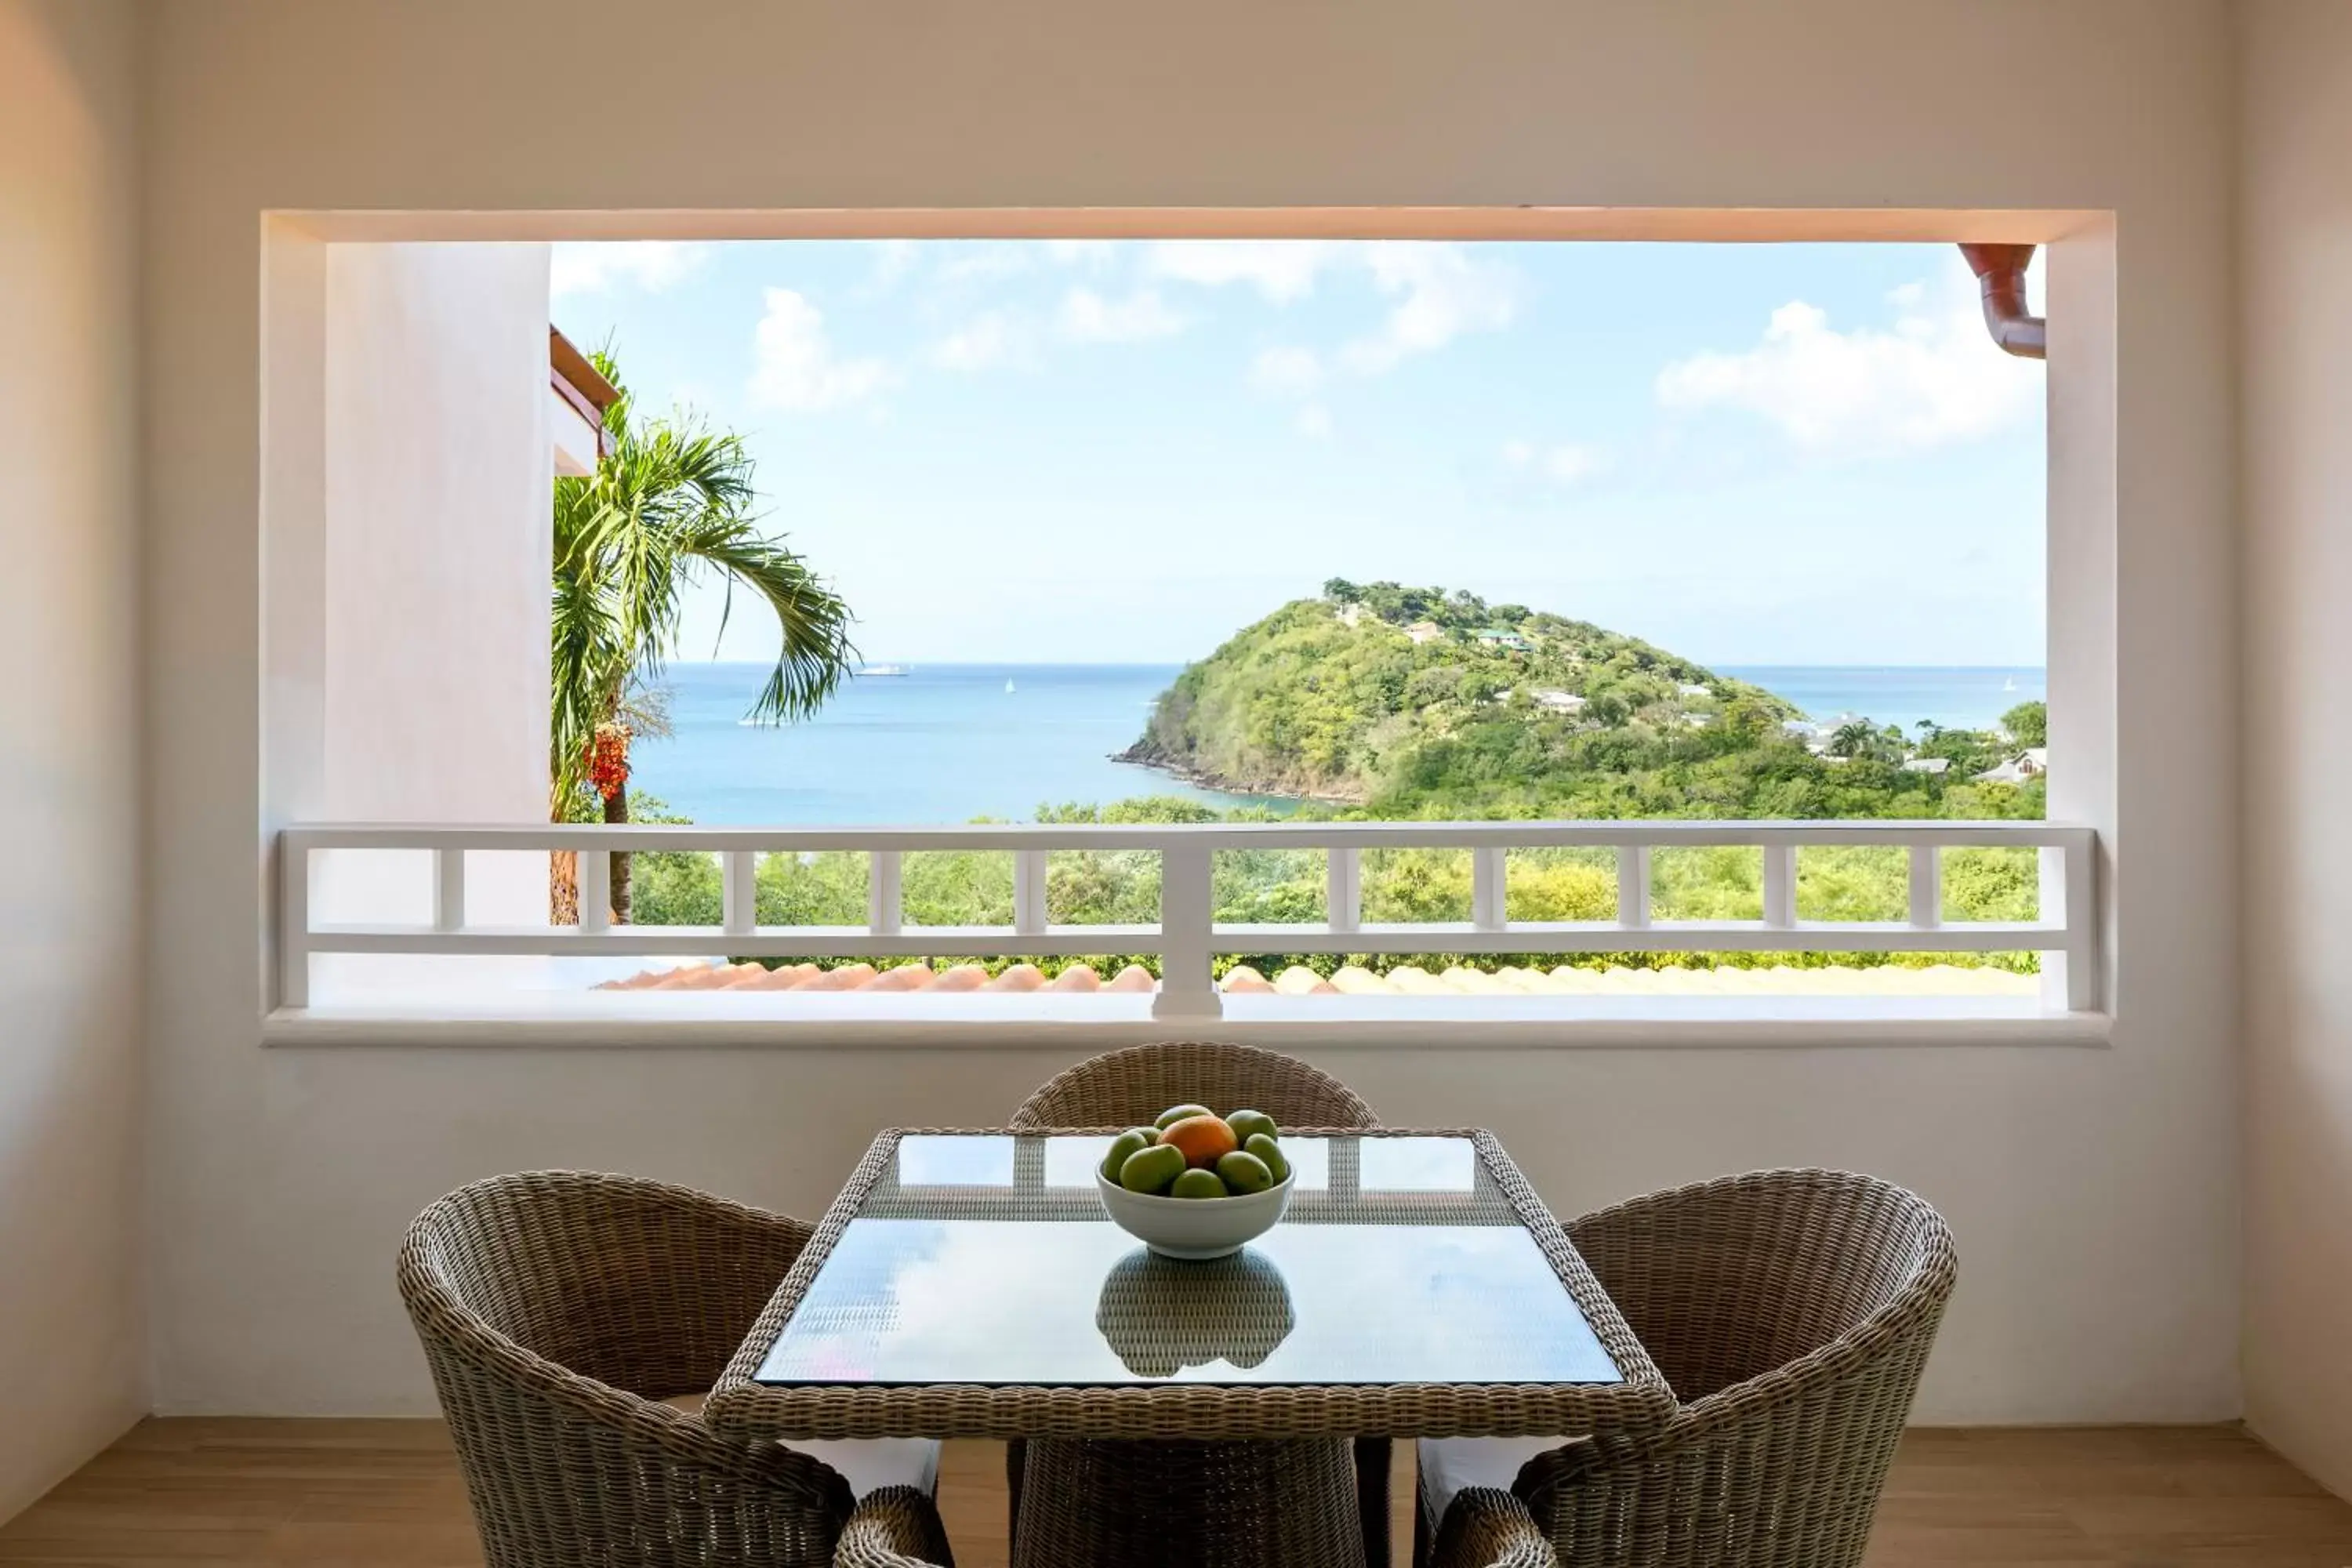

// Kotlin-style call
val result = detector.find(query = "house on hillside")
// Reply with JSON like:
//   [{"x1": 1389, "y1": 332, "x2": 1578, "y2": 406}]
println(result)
[
  {"x1": 1976, "y1": 747, "x2": 2049, "y2": 785},
  {"x1": 1679, "y1": 682, "x2": 1712, "y2": 698},
  {"x1": 1473, "y1": 628, "x2": 1531, "y2": 652},
  {"x1": 1531, "y1": 688, "x2": 1588, "y2": 714},
  {"x1": 1404, "y1": 620, "x2": 1443, "y2": 644},
  {"x1": 1902, "y1": 757, "x2": 1951, "y2": 775},
  {"x1": 1335, "y1": 602, "x2": 1366, "y2": 628}
]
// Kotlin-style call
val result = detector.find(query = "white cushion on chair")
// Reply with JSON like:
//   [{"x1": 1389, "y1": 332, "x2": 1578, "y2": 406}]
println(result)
[
  {"x1": 791, "y1": 1438, "x2": 941, "y2": 1501},
  {"x1": 657, "y1": 1393, "x2": 940, "y2": 1499},
  {"x1": 1417, "y1": 1436, "x2": 1568, "y2": 1515}
]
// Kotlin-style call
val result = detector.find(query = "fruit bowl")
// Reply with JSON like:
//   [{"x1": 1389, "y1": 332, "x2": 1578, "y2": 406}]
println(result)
[{"x1": 1095, "y1": 1166, "x2": 1294, "y2": 1260}]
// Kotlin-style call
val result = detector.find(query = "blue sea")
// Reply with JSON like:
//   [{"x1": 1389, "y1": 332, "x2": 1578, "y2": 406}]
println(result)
[{"x1": 629, "y1": 662, "x2": 2047, "y2": 826}]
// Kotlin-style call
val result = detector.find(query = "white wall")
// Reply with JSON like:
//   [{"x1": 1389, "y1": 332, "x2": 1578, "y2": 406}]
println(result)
[
  {"x1": 2238, "y1": 0, "x2": 2352, "y2": 1501},
  {"x1": 140, "y1": 0, "x2": 2240, "y2": 1425},
  {"x1": 0, "y1": 0, "x2": 147, "y2": 1521},
  {"x1": 307, "y1": 242, "x2": 554, "y2": 994},
  {"x1": 321, "y1": 244, "x2": 552, "y2": 834}
]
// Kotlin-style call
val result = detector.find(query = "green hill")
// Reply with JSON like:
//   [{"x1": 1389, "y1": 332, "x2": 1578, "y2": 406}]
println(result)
[{"x1": 1120, "y1": 580, "x2": 2039, "y2": 822}]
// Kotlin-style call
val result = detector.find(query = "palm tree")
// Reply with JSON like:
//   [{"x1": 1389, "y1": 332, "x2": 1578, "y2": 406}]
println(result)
[
  {"x1": 552, "y1": 350, "x2": 854, "y2": 922},
  {"x1": 1828, "y1": 720, "x2": 1877, "y2": 760}
]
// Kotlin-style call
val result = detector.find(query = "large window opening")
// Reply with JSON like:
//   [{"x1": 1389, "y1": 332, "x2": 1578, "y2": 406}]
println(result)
[{"x1": 268, "y1": 225, "x2": 2091, "y2": 1028}]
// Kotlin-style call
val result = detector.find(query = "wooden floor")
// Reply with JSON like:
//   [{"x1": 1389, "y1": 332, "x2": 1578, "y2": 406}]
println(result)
[{"x1": 3, "y1": 1421, "x2": 2350, "y2": 1566}]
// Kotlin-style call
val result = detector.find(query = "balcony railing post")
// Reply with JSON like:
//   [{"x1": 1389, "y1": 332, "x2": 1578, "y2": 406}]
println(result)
[
  {"x1": 1154, "y1": 843, "x2": 1221, "y2": 1019},
  {"x1": 1472, "y1": 847, "x2": 1508, "y2": 931},
  {"x1": 1763, "y1": 843, "x2": 1796, "y2": 928},
  {"x1": 577, "y1": 850, "x2": 610, "y2": 936},
  {"x1": 1013, "y1": 850, "x2": 1049, "y2": 938},
  {"x1": 868, "y1": 850, "x2": 903, "y2": 936},
  {"x1": 1907, "y1": 845, "x2": 1944, "y2": 930},
  {"x1": 433, "y1": 848, "x2": 465, "y2": 935},
  {"x1": 1617, "y1": 845, "x2": 1652, "y2": 929},
  {"x1": 1327, "y1": 847, "x2": 1361, "y2": 935},
  {"x1": 722, "y1": 851, "x2": 757, "y2": 937},
  {"x1": 279, "y1": 837, "x2": 310, "y2": 1009},
  {"x1": 2042, "y1": 838, "x2": 2100, "y2": 1012}
]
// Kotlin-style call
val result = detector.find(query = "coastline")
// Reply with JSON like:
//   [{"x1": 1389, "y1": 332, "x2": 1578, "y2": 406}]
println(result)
[{"x1": 1109, "y1": 742, "x2": 1360, "y2": 807}]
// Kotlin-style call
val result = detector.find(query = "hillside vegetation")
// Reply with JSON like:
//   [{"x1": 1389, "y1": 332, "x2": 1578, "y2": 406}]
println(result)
[
  {"x1": 1123, "y1": 580, "x2": 2043, "y2": 823},
  {"x1": 633, "y1": 582, "x2": 2049, "y2": 977}
]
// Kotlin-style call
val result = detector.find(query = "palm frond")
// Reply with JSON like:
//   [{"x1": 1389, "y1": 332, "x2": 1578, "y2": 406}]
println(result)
[
  {"x1": 550, "y1": 348, "x2": 857, "y2": 811},
  {"x1": 673, "y1": 512, "x2": 858, "y2": 722}
]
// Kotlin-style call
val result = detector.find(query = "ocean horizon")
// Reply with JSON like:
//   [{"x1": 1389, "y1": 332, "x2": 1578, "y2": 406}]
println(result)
[{"x1": 627, "y1": 661, "x2": 2048, "y2": 826}]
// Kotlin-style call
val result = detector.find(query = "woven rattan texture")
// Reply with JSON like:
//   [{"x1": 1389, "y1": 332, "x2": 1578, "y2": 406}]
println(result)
[
  {"x1": 397, "y1": 1171, "x2": 955, "y2": 1568},
  {"x1": 1010, "y1": 1040, "x2": 1379, "y2": 1134},
  {"x1": 1014, "y1": 1435, "x2": 1370, "y2": 1568},
  {"x1": 1416, "y1": 1168, "x2": 1957, "y2": 1568}
]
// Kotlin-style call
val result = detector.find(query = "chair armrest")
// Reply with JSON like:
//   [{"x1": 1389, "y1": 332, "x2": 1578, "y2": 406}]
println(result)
[
  {"x1": 1428, "y1": 1486, "x2": 1556, "y2": 1568},
  {"x1": 834, "y1": 1485, "x2": 957, "y2": 1567}
]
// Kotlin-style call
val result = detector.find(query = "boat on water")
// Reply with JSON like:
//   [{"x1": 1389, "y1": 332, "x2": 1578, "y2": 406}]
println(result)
[
  {"x1": 2003, "y1": 677, "x2": 2017, "y2": 691},
  {"x1": 856, "y1": 663, "x2": 911, "y2": 677},
  {"x1": 1005, "y1": 678, "x2": 1017, "y2": 693}
]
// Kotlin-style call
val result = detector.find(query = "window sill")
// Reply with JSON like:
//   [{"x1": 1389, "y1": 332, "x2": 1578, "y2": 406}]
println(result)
[{"x1": 263, "y1": 993, "x2": 2113, "y2": 1051}]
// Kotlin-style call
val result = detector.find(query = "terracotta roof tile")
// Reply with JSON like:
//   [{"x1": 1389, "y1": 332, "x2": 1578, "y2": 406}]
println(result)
[{"x1": 599, "y1": 957, "x2": 2036, "y2": 998}]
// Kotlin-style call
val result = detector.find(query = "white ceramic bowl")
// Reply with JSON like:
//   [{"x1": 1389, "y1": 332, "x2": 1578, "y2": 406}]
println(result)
[{"x1": 1094, "y1": 1166, "x2": 1295, "y2": 1260}]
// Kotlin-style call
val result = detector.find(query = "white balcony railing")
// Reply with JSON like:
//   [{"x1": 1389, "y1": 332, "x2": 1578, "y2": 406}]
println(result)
[{"x1": 278, "y1": 819, "x2": 2100, "y2": 1018}]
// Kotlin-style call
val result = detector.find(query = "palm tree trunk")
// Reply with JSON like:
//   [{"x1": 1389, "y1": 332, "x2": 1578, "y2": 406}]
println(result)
[{"x1": 604, "y1": 782, "x2": 631, "y2": 924}]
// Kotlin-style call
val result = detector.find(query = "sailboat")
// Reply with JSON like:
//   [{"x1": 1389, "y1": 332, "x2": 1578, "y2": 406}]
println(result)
[
  {"x1": 2003, "y1": 676, "x2": 2018, "y2": 692},
  {"x1": 1005, "y1": 677, "x2": 1017, "y2": 694}
]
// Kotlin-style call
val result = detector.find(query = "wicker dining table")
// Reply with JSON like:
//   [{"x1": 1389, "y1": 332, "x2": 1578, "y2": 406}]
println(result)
[{"x1": 708, "y1": 1127, "x2": 1673, "y2": 1447}]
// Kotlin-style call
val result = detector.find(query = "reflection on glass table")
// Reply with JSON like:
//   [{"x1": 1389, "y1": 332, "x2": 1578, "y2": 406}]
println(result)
[
  {"x1": 1094, "y1": 1247, "x2": 1295, "y2": 1378},
  {"x1": 1358, "y1": 1136, "x2": 1478, "y2": 1192},
  {"x1": 757, "y1": 1133, "x2": 1619, "y2": 1390},
  {"x1": 877, "y1": 1134, "x2": 1479, "y2": 1218}
]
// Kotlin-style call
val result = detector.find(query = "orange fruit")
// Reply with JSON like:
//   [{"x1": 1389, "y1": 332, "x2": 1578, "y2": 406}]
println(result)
[{"x1": 1157, "y1": 1113, "x2": 1240, "y2": 1170}]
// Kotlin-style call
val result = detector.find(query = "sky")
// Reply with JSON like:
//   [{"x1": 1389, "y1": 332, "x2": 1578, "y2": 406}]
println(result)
[{"x1": 550, "y1": 238, "x2": 2046, "y2": 669}]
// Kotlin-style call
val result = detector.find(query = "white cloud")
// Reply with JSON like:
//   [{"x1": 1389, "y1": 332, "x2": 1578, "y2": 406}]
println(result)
[
  {"x1": 1146, "y1": 240, "x2": 1339, "y2": 303},
  {"x1": 748, "y1": 289, "x2": 896, "y2": 412},
  {"x1": 1339, "y1": 242, "x2": 1521, "y2": 375},
  {"x1": 1653, "y1": 259, "x2": 2039, "y2": 456},
  {"x1": 932, "y1": 310, "x2": 1035, "y2": 372},
  {"x1": 1045, "y1": 239, "x2": 1118, "y2": 267},
  {"x1": 1296, "y1": 403, "x2": 1334, "y2": 440},
  {"x1": 1058, "y1": 287, "x2": 1189, "y2": 343},
  {"x1": 1504, "y1": 439, "x2": 1610, "y2": 485},
  {"x1": 550, "y1": 241, "x2": 712, "y2": 298},
  {"x1": 867, "y1": 239, "x2": 920, "y2": 291},
  {"x1": 1250, "y1": 346, "x2": 1326, "y2": 397},
  {"x1": 938, "y1": 246, "x2": 1035, "y2": 285}
]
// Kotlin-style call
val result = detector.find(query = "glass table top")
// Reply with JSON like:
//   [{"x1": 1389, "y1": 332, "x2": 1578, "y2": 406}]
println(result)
[{"x1": 754, "y1": 1134, "x2": 1622, "y2": 1389}]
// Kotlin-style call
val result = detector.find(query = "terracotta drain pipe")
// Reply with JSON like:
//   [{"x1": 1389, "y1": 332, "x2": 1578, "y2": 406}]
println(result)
[{"x1": 1958, "y1": 243, "x2": 2045, "y2": 359}]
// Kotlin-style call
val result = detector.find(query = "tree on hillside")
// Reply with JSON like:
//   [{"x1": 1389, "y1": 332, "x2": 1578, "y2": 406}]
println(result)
[
  {"x1": 1828, "y1": 720, "x2": 1879, "y2": 760},
  {"x1": 2002, "y1": 699, "x2": 2048, "y2": 748},
  {"x1": 551, "y1": 348, "x2": 855, "y2": 922}
]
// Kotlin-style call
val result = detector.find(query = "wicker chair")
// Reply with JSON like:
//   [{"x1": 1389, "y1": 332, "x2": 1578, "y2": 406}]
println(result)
[
  {"x1": 1008, "y1": 1040, "x2": 1388, "y2": 1568},
  {"x1": 398, "y1": 1171, "x2": 953, "y2": 1568},
  {"x1": 1417, "y1": 1169, "x2": 1957, "y2": 1568},
  {"x1": 1015, "y1": 1038, "x2": 1379, "y2": 1133}
]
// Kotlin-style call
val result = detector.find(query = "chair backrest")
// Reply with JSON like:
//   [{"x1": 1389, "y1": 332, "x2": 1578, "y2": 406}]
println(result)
[
  {"x1": 1011, "y1": 1040, "x2": 1381, "y2": 1129},
  {"x1": 400, "y1": 1169, "x2": 787, "y2": 1397},
  {"x1": 1518, "y1": 1170, "x2": 1956, "y2": 1568},
  {"x1": 1566, "y1": 1167, "x2": 1955, "y2": 1406},
  {"x1": 398, "y1": 1172, "x2": 853, "y2": 1568}
]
